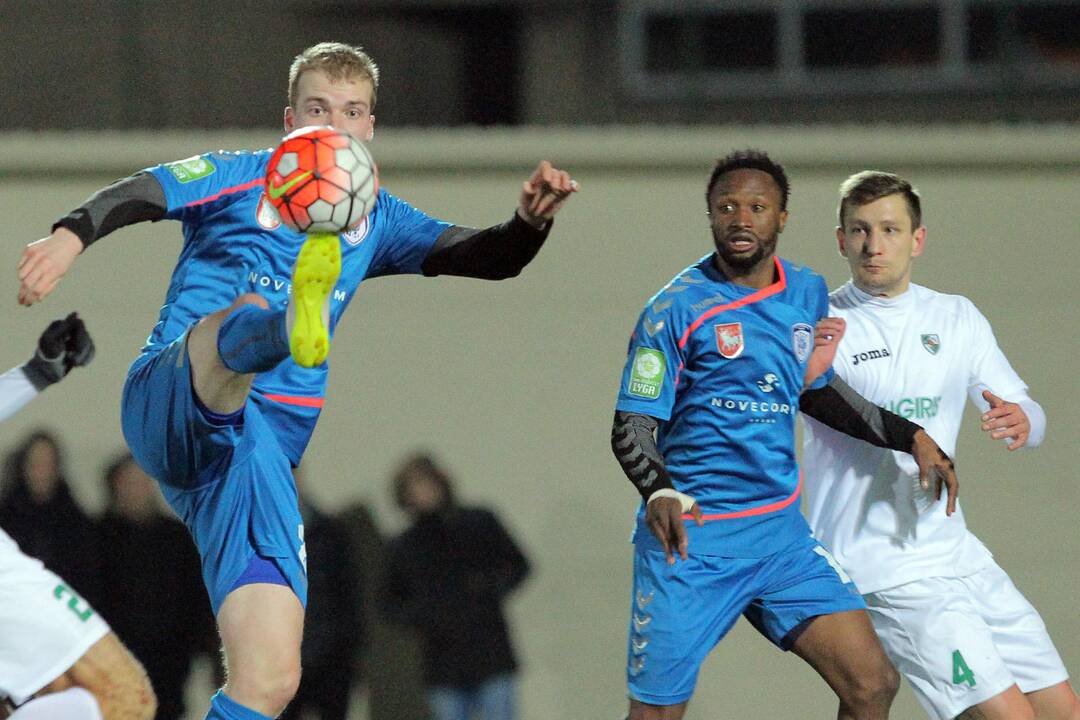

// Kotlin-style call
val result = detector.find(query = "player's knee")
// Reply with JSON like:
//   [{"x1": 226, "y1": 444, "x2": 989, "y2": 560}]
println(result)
[
  {"x1": 228, "y1": 660, "x2": 302, "y2": 716},
  {"x1": 842, "y1": 660, "x2": 899, "y2": 712}
]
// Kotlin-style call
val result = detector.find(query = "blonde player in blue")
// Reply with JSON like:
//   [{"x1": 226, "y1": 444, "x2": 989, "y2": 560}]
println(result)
[
  {"x1": 610, "y1": 150, "x2": 958, "y2": 720},
  {"x1": 17, "y1": 43, "x2": 577, "y2": 720}
]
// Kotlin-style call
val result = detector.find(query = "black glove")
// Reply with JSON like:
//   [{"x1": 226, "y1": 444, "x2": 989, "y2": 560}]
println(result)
[{"x1": 23, "y1": 312, "x2": 95, "y2": 391}]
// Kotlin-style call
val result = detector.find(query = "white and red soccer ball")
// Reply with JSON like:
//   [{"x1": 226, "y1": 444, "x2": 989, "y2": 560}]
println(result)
[{"x1": 265, "y1": 126, "x2": 379, "y2": 234}]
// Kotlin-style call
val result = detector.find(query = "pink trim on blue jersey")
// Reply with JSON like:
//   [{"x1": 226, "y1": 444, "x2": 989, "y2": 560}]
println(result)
[
  {"x1": 685, "y1": 473, "x2": 802, "y2": 521},
  {"x1": 260, "y1": 393, "x2": 325, "y2": 409},
  {"x1": 673, "y1": 257, "x2": 787, "y2": 386},
  {"x1": 678, "y1": 257, "x2": 787, "y2": 349}
]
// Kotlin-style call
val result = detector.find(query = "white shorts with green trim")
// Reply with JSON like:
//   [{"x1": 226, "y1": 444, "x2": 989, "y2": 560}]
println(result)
[
  {"x1": 864, "y1": 562, "x2": 1068, "y2": 720},
  {"x1": 0, "y1": 542, "x2": 109, "y2": 705}
]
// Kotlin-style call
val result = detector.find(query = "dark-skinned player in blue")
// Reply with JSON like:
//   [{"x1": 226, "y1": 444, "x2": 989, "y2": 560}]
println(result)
[
  {"x1": 17, "y1": 42, "x2": 578, "y2": 720},
  {"x1": 611, "y1": 150, "x2": 957, "y2": 720}
]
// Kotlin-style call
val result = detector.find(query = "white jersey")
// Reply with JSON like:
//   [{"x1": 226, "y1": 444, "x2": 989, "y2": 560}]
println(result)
[
  {"x1": 0, "y1": 365, "x2": 38, "y2": 423},
  {"x1": 802, "y1": 281, "x2": 1029, "y2": 594},
  {"x1": 0, "y1": 528, "x2": 109, "y2": 704}
]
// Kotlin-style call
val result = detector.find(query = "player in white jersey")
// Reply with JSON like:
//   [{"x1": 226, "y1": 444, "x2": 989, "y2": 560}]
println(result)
[
  {"x1": 0, "y1": 316, "x2": 156, "y2": 720},
  {"x1": 801, "y1": 171, "x2": 1078, "y2": 720}
]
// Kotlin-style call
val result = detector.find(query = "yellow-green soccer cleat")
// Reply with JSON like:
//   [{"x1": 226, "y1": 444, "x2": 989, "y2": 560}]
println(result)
[{"x1": 288, "y1": 232, "x2": 341, "y2": 368}]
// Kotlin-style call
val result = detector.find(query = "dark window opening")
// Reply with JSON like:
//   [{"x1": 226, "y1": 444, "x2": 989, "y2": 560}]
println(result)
[{"x1": 804, "y1": 6, "x2": 941, "y2": 69}]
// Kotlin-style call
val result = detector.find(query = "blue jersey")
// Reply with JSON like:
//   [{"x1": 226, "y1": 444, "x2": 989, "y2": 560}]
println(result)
[
  {"x1": 145, "y1": 151, "x2": 449, "y2": 464},
  {"x1": 615, "y1": 254, "x2": 833, "y2": 557}
]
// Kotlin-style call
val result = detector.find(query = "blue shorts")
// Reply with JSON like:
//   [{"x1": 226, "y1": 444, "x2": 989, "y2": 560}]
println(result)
[
  {"x1": 626, "y1": 532, "x2": 865, "y2": 706},
  {"x1": 120, "y1": 331, "x2": 308, "y2": 615}
]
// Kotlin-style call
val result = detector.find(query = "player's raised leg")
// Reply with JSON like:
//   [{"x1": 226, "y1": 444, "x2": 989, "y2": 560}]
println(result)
[
  {"x1": 184, "y1": 230, "x2": 341, "y2": 414},
  {"x1": 790, "y1": 610, "x2": 899, "y2": 720},
  {"x1": 211, "y1": 584, "x2": 304, "y2": 719}
]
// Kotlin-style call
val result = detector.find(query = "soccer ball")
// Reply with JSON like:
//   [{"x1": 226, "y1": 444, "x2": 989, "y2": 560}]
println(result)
[{"x1": 265, "y1": 125, "x2": 379, "y2": 234}]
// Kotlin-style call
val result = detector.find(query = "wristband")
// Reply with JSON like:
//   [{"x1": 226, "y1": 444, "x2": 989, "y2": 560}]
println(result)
[{"x1": 647, "y1": 488, "x2": 696, "y2": 513}]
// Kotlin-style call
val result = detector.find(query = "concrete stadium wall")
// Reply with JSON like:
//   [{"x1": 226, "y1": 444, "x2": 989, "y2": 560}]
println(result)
[{"x1": 1, "y1": 126, "x2": 1077, "y2": 719}]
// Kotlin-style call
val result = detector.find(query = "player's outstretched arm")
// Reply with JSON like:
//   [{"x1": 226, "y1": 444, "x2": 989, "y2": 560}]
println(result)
[
  {"x1": 17, "y1": 173, "x2": 166, "y2": 305},
  {"x1": 421, "y1": 161, "x2": 579, "y2": 280},
  {"x1": 611, "y1": 411, "x2": 703, "y2": 564},
  {"x1": 800, "y1": 375, "x2": 959, "y2": 515}
]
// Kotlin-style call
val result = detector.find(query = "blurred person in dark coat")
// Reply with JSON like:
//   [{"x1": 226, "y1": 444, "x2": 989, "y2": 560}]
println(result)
[
  {"x1": 94, "y1": 451, "x2": 216, "y2": 720},
  {"x1": 281, "y1": 466, "x2": 364, "y2": 720},
  {"x1": 382, "y1": 454, "x2": 531, "y2": 720},
  {"x1": 0, "y1": 428, "x2": 100, "y2": 598}
]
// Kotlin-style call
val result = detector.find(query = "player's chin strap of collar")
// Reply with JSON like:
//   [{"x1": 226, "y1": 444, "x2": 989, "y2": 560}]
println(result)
[{"x1": 646, "y1": 488, "x2": 696, "y2": 513}]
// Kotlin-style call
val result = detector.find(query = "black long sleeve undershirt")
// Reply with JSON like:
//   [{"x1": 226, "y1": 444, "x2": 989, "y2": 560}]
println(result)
[
  {"x1": 53, "y1": 172, "x2": 166, "y2": 248},
  {"x1": 421, "y1": 212, "x2": 550, "y2": 280},
  {"x1": 611, "y1": 411, "x2": 675, "y2": 502},
  {"x1": 799, "y1": 374, "x2": 922, "y2": 452}
]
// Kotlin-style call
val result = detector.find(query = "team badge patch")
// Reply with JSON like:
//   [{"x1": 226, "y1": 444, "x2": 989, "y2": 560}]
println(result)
[
  {"x1": 343, "y1": 215, "x2": 370, "y2": 246},
  {"x1": 628, "y1": 348, "x2": 665, "y2": 399},
  {"x1": 255, "y1": 195, "x2": 281, "y2": 230},
  {"x1": 165, "y1": 155, "x2": 216, "y2": 183},
  {"x1": 792, "y1": 323, "x2": 813, "y2": 362},
  {"x1": 921, "y1": 333, "x2": 941, "y2": 355},
  {"x1": 715, "y1": 322, "x2": 744, "y2": 359}
]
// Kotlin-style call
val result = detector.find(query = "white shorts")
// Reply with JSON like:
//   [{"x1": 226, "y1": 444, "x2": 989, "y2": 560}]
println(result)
[
  {"x1": 0, "y1": 549, "x2": 110, "y2": 704},
  {"x1": 865, "y1": 562, "x2": 1069, "y2": 720}
]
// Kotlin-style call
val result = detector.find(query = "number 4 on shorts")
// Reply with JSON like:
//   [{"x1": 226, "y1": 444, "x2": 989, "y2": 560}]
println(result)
[{"x1": 952, "y1": 650, "x2": 976, "y2": 687}]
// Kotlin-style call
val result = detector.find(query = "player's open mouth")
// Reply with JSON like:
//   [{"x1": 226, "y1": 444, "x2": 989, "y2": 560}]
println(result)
[{"x1": 727, "y1": 235, "x2": 757, "y2": 252}]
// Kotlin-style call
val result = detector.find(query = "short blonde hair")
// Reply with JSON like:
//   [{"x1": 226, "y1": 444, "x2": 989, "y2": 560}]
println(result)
[{"x1": 288, "y1": 42, "x2": 380, "y2": 109}]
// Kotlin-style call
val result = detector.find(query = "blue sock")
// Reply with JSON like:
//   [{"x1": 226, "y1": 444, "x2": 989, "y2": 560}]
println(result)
[
  {"x1": 217, "y1": 304, "x2": 289, "y2": 374},
  {"x1": 205, "y1": 690, "x2": 272, "y2": 720}
]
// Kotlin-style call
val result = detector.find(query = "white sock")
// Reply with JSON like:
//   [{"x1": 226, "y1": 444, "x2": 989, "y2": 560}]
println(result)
[{"x1": 10, "y1": 687, "x2": 102, "y2": 720}]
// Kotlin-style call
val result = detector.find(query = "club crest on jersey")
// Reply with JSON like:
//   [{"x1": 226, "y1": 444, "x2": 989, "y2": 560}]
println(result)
[
  {"x1": 715, "y1": 322, "x2": 744, "y2": 359},
  {"x1": 921, "y1": 333, "x2": 941, "y2": 355},
  {"x1": 343, "y1": 215, "x2": 370, "y2": 246},
  {"x1": 255, "y1": 195, "x2": 282, "y2": 230},
  {"x1": 791, "y1": 323, "x2": 813, "y2": 362}
]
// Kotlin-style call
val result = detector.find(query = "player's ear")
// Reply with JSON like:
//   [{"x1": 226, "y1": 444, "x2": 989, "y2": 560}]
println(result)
[
  {"x1": 777, "y1": 209, "x2": 788, "y2": 233},
  {"x1": 366, "y1": 116, "x2": 375, "y2": 142},
  {"x1": 284, "y1": 106, "x2": 295, "y2": 133},
  {"x1": 836, "y1": 226, "x2": 847, "y2": 256},
  {"x1": 911, "y1": 225, "x2": 927, "y2": 257}
]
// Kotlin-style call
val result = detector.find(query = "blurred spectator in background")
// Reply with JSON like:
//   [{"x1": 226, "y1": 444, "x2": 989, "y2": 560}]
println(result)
[
  {"x1": 282, "y1": 466, "x2": 364, "y2": 720},
  {"x1": 382, "y1": 453, "x2": 531, "y2": 720},
  {"x1": 0, "y1": 428, "x2": 100, "y2": 597},
  {"x1": 94, "y1": 451, "x2": 216, "y2": 720}
]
